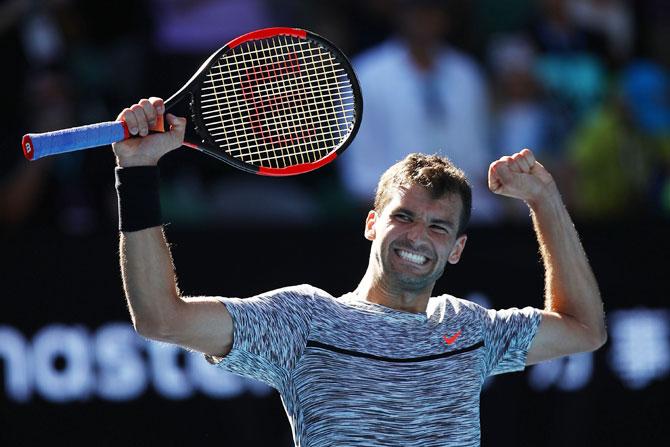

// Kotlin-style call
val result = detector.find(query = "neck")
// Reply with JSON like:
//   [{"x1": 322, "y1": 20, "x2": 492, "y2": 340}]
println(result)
[{"x1": 354, "y1": 265, "x2": 433, "y2": 314}]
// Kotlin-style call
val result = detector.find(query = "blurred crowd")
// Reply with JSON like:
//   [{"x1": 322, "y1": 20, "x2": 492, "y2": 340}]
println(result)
[{"x1": 1, "y1": 0, "x2": 669, "y2": 234}]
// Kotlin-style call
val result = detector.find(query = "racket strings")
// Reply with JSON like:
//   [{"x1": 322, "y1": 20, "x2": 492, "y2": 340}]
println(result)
[
  {"x1": 272, "y1": 36, "x2": 325, "y2": 167},
  {"x1": 200, "y1": 81, "x2": 353, "y2": 126},
  {"x1": 265, "y1": 35, "x2": 348, "y2": 167},
  {"x1": 217, "y1": 39, "x2": 352, "y2": 161},
  {"x1": 202, "y1": 57, "x2": 348, "y2": 92},
  {"x1": 202, "y1": 96, "x2": 356, "y2": 135},
  {"x1": 199, "y1": 35, "x2": 357, "y2": 169}
]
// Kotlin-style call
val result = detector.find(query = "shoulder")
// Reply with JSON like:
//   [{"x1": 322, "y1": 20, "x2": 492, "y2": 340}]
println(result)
[
  {"x1": 435, "y1": 294, "x2": 540, "y2": 321},
  {"x1": 432, "y1": 294, "x2": 488, "y2": 312},
  {"x1": 235, "y1": 284, "x2": 335, "y2": 313},
  {"x1": 255, "y1": 284, "x2": 333, "y2": 301},
  {"x1": 429, "y1": 294, "x2": 491, "y2": 323},
  {"x1": 220, "y1": 285, "x2": 335, "y2": 325}
]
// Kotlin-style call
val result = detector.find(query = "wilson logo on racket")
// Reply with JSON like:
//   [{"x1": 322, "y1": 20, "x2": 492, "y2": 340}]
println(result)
[
  {"x1": 240, "y1": 51, "x2": 316, "y2": 147},
  {"x1": 21, "y1": 27, "x2": 363, "y2": 177}
]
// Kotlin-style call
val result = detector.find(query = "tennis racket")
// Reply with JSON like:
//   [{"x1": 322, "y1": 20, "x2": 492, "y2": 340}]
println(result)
[{"x1": 21, "y1": 27, "x2": 362, "y2": 176}]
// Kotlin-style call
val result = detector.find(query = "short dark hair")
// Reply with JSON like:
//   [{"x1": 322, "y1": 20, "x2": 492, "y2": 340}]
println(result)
[{"x1": 374, "y1": 153, "x2": 472, "y2": 235}]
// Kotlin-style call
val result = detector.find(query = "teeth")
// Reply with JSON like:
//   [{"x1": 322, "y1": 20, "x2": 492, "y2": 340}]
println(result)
[{"x1": 397, "y1": 250, "x2": 427, "y2": 265}]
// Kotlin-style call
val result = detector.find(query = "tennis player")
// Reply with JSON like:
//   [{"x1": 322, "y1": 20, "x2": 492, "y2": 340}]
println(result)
[{"x1": 114, "y1": 98, "x2": 607, "y2": 447}]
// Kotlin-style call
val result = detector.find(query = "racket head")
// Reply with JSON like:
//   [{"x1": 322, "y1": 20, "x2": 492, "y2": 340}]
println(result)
[{"x1": 174, "y1": 27, "x2": 363, "y2": 176}]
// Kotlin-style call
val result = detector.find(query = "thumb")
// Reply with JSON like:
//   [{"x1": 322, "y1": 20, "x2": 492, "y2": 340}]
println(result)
[{"x1": 166, "y1": 113, "x2": 186, "y2": 146}]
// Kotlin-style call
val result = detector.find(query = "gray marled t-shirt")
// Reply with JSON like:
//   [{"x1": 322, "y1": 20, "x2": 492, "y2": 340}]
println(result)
[{"x1": 210, "y1": 284, "x2": 541, "y2": 447}]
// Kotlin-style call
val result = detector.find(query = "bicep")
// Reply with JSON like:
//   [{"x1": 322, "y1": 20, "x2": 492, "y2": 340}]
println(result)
[
  {"x1": 526, "y1": 310, "x2": 599, "y2": 365},
  {"x1": 166, "y1": 297, "x2": 234, "y2": 358}
]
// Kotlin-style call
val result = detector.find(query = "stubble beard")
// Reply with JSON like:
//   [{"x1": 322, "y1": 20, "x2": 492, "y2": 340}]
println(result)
[{"x1": 376, "y1": 246, "x2": 446, "y2": 293}]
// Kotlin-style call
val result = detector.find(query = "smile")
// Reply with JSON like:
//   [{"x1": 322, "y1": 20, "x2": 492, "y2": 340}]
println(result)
[{"x1": 395, "y1": 249, "x2": 429, "y2": 265}]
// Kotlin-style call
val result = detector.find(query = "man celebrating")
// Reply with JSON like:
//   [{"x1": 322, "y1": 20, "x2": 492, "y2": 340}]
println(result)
[{"x1": 114, "y1": 97, "x2": 606, "y2": 446}]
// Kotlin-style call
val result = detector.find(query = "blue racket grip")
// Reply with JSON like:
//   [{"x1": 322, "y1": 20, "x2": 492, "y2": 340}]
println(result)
[{"x1": 22, "y1": 121, "x2": 130, "y2": 160}]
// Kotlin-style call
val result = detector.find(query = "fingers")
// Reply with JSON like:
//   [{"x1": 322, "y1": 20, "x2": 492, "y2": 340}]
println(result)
[
  {"x1": 494, "y1": 155, "x2": 523, "y2": 176},
  {"x1": 488, "y1": 148, "x2": 548, "y2": 200},
  {"x1": 118, "y1": 107, "x2": 138, "y2": 135},
  {"x1": 148, "y1": 97, "x2": 164, "y2": 115},
  {"x1": 491, "y1": 160, "x2": 514, "y2": 183},
  {"x1": 496, "y1": 148, "x2": 537, "y2": 174},
  {"x1": 139, "y1": 99, "x2": 157, "y2": 129},
  {"x1": 130, "y1": 104, "x2": 150, "y2": 136},
  {"x1": 488, "y1": 163, "x2": 501, "y2": 193},
  {"x1": 148, "y1": 97, "x2": 165, "y2": 132},
  {"x1": 117, "y1": 98, "x2": 166, "y2": 137},
  {"x1": 488, "y1": 159, "x2": 512, "y2": 193},
  {"x1": 511, "y1": 153, "x2": 530, "y2": 173},
  {"x1": 520, "y1": 148, "x2": 536, "y2": 166}
]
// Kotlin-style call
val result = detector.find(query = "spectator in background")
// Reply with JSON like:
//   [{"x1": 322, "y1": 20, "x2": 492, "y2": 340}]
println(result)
[
  {"x1": 568, "y1": 0, "x2": 633, "y2": 68},
  {"x1": 530, "y1": 0, "x2": 603, "y2": 54},
  {"x1": 565, "y1": 1, "x2": 670, "y2": 220},
  {"x1": 0, "y1": 73, "x2": 61, "y2": 230},
  {"x1": 473, "y1": 0, "x2": 535, "y2": 54},
  {"x1": 567, "y1": 61, "x2": 670, "y2": 220},
  {"x1": 488, "y1": 35, "x2": 549, "y2": 159},
  {"x1": 0, "y1": 0, "x2": 152, "y2": 234},
  {"x1": 487, "y1": 34, "x2": 553, "y2": 220},
  {"x1": 529, "y1": 0, "x2": 608, "y2": 151},
  {"x1": 339, "y1": 0, "x2": 499, "y2": 223},
  {"x1": 631, "y1": 0, "x2": 670, "y2": 217},
  {"x1": 0, "y1": 0, "x2": 68, "y2": 232}
]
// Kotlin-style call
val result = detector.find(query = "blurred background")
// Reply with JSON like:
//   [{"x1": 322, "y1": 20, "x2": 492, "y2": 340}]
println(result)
[{"x1": 1, "y1": 0, "x2": 668, "y2": 445}]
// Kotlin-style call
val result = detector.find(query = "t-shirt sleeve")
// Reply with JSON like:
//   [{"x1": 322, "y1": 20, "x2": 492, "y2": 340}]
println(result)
[
  {"x1": 205, "y1": 284, "x2": 317, "y2": 390},
  {"x1": 482, "y1": 306, "x2": 542, "y2": 376}
]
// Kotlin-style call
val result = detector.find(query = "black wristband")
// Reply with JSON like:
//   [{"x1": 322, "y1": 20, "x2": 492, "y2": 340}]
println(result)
[{"x1": 115, "y1": 166, "x2": 162, "y2": 232}]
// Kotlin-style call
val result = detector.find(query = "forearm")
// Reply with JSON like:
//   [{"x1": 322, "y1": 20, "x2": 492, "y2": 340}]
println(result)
[
  {"x1": 528, "y1": 184, "x2": 607, "y2": 345},
  {"x1": 120, "y1": 227, "x2": 182, "y2": 337},
  {"x1": 111, "y1": 100, "x2": 231, "y2": 349}
]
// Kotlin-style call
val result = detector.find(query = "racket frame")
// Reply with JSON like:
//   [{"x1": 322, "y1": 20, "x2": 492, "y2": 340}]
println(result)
[{"x1": 165, "y1": 27, "x2": 362, "y2": 176}]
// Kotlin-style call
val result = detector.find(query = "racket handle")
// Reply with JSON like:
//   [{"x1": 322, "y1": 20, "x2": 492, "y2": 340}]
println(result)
[{"x1": 22, "y1": 121, "x2": 129, "y2": 161}]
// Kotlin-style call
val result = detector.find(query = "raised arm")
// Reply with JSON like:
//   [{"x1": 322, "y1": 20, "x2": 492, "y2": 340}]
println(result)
[
  {"x1": 488, "y1": 149, "x2": 607, "y2": 364},
  {"x1": 113, "y1": 97, "x2": 233, "y2": 357}
]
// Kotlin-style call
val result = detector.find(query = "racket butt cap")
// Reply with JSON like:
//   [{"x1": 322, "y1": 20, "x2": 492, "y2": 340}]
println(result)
[{"x1": 22, "y1": 134, "x2": 35, "y2": 160}]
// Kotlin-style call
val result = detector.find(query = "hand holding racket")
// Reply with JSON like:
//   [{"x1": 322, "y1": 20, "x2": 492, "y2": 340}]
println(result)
[
  {"x1": 111, "y1": 97, "x2": 186, "y2": 167},
  {"x1": 22, "y1": 27, "x2": 362, "y2": 176}
]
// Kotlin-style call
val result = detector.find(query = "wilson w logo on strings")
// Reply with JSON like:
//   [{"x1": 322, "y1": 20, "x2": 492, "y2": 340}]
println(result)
[{"x1": 240, "y1": 52, "x2": 316, "y2": 147}]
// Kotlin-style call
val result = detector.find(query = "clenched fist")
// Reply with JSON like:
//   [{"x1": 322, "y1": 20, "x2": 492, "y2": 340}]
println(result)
[{"x1": 488, "y1": 149, "x2": 556, "y2": 205}]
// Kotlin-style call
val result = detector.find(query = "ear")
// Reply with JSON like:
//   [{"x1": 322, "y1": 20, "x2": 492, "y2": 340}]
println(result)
[
  {"x1": 447, "y1": 234, "x2": 467, "y2": 264},
  {"x1": 364, "y1": 210, "x2": 377, "y2": 241}
]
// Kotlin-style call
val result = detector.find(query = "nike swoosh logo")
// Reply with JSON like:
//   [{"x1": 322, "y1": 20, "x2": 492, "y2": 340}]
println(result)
[{"x1": 442, "y1": 330, "x2": 462, "y2": 345}]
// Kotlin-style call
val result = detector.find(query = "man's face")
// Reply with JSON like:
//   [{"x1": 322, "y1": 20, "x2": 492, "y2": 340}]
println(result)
[{"x1": 365, "y1": 184, "x2": 467, "y2": 292}]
